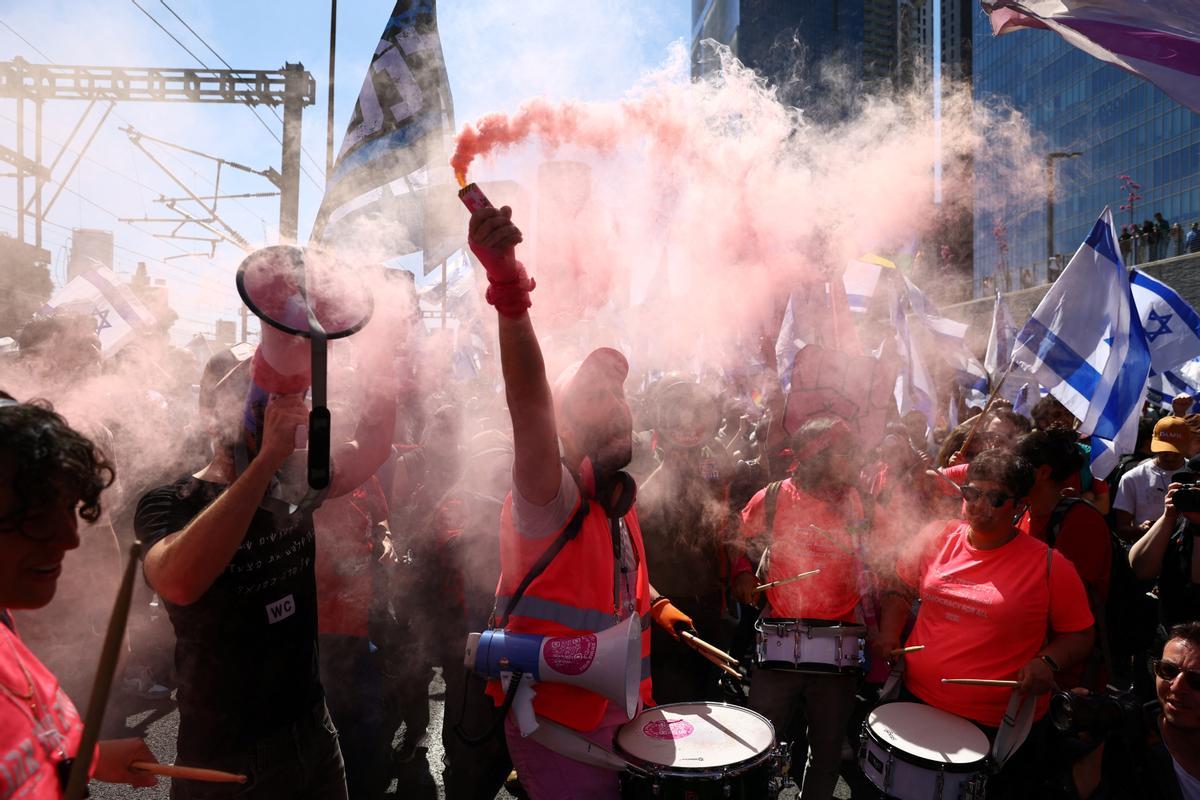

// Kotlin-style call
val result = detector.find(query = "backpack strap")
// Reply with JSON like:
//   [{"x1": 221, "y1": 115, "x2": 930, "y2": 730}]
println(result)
[
  {"x1": 493, "y1": 500, "x2": 590, "y2": 630},
  {"x1": 1043, "y1": 496, "x2": 1086, "y2": 549},
  {"x1": 764, "y1": 480, "x2": 784, "y2": 540},
  {"x1": 1044, "y1": 496, "x2": 1116, "y2": 687}
]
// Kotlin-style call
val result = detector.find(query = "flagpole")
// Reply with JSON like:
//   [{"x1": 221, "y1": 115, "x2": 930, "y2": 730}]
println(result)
[
  {"x1": 955, "y1": 356, "x2": 1018, "y2": 459},
  {"x1": 326, "y1": 0, "x2": 337, "y2": 180}
]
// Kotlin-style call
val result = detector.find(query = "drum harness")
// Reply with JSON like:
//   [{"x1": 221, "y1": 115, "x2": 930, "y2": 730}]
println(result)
[{"x1": 755, "y1": 478, "x2": 877, "y2": 625}]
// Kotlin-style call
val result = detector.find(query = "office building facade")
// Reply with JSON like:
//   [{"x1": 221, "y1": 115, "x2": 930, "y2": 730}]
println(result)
[{"x1": 972, "y1": 15, "x2": 1200, "y2": 296}]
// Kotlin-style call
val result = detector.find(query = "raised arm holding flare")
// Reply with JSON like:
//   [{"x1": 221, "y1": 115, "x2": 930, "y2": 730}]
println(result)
[{"x1": 467, "y1": 202, "x2": 688, "y2": 800}]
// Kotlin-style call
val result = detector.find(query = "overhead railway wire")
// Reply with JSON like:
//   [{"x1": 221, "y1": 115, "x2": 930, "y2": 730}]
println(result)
[
  {"x1": 129, "y1": 0, "x2": 325, "y2": 192},
  {"x1": 0, "y1": 20, "x2": 286, "y2": 230}
]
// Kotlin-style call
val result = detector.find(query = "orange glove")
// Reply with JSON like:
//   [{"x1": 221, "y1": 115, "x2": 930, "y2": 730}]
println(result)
[{"x1": 650, "y1": 597, "x2": 694, "y2": 640}]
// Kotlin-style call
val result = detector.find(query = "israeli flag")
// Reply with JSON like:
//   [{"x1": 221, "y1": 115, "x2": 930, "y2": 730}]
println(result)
[
  {"x1": 775, "y1": 293, "x2": 802, "y2": 393},
  {"x1": 40, "y1": 267, "x2": 156, "y2": 357},
  {"x1": 984, "y1": 290, "x2": 1040, "y2": 404},
  {"x1": 904, "y1": 274, "x2": 968, "y2": 350},
  {"x1": 985, "y1": 292, "x2": 1016, "y2": 376},
  {"x1": 1130, "y1": 270, "x2": 1200, "y2": 374},
  {"x1": 1146, "y1": 364, "x2": 1200, "y2": 411},
  {"x1": 1012, "y1": 208, "x2": 1151, "y2": 479},
  {"x1": 890, "y1": 283, "x2": 936, "y2": 427},
  {"x1": 843, "y1": 257, "x2": 891, "y2": 313}
]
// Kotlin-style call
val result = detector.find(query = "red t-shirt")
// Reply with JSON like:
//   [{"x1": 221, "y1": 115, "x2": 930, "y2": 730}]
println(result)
[
  {"x1": 897, "y1": 523, "x2": 1093, "y2": 727},
  {"x1": 740, "y1": 480, "x2": 863, "y2": 622},
  {"x1": 314, "y1": 478, "x2": 387, "y2": 638},
  {"x1": 1017, "y1": 504, "x2": 1111, "y2": 603},
  {"x1": 0, "y1": 621, "x2": 89, "y2": 798}
]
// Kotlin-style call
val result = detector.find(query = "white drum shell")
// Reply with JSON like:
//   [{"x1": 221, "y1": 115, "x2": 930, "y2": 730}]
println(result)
[
  {"x1": 755, "y1": 618, "x2": 866, "y2": 672},
  {"x1": 858, "y1": 703, "x2": 989, "y2": 800}
]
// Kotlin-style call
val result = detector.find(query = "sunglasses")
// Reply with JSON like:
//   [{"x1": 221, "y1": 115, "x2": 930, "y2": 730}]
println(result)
[
  {"x1": 1152, "y1": 658, "x2": 1200, "y2": 690},
  {"x1": 960, "y1": 485, "x2": 1014, "y2": 508},
  {"x1": 0, "y1": 512, "x2": 72, "y2": 543}
]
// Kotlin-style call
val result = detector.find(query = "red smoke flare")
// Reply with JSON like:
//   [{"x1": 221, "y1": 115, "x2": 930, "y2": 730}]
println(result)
[{"x1": 450, "y1": 99, "x2": 622, "y2": 186}]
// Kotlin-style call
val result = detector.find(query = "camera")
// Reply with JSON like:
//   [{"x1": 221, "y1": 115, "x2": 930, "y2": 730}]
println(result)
[
  {"x1": 1048, "y1": 690, "x2": 1146, "y2": 739},
  {"x1": 1172, "y1": 486, "x2": 1200, "y2": 513}
]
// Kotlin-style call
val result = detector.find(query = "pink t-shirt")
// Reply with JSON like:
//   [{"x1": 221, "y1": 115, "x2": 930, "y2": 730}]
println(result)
[
  {"x1": 741, "y1": 480, "x2": 863, "y2": 622},
  {"x1": 0, "y1": 621, "x2": 88, "y2": 799},
  {"x1": 897, "y1": 523, "x2": 1093, "y2": 727}
]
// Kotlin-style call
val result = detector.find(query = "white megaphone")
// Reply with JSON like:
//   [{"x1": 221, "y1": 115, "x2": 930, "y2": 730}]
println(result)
[
  {"x1": 235, "y1": 245, "x2": 373, "y2": 493},
  {"x1": 465, "y1": 614, "x2": 641, "y2": 736}
]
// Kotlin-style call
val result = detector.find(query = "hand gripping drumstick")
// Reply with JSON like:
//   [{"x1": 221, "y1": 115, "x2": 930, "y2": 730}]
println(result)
[
  {"x1": 132, "y1": 762, "x2": 248, "y2": 784},
  {"x1": 755, "y1": 569, "x2": 821, "y2": 592},
  {"x1": 941, "y1": 678, "x2": 1020, "y2": 687},
  {"x1": 680, "y1": 630, "x2": 739, "y2": 666}
]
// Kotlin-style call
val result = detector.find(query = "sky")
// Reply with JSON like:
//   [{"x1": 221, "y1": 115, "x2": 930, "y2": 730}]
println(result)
[{"x1": 0, "y1": 1, "x2": 690, "y2": 342}]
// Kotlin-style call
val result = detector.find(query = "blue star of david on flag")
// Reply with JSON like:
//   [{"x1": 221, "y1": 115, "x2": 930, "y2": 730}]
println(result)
[
  {"x1": 93, "y1": 306, "x2": 112, "y2": 335},
  {"x1": 1144, "y1": 308, "x2": 1174, "y2": 343}
]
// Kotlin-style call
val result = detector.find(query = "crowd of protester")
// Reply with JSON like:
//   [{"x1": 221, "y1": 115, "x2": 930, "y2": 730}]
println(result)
[{"x1": 3, "y1": 237, "x2": 1200, "y2": 799}]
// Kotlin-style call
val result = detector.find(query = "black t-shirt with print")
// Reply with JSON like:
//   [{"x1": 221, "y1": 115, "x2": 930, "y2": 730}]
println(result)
[{"x1": 134, "y1": 476, "x2": 323, "y2": 760}]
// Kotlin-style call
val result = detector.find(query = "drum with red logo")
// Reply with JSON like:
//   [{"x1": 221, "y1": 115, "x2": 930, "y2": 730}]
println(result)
[{"x1": 616, "y1": 702, "x2": 780, "y2": 799}]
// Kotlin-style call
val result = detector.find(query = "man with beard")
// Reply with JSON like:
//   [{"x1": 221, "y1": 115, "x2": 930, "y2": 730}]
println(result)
[
  {"x1": 732, "y1": 415, "x2": 872, "y2": 800},
  {"x1": 639, "y1": 375, "x2": 735, "y2": 704},
  {"x1": 467, "y1": 205, "x2": 692, "y2": 800}
]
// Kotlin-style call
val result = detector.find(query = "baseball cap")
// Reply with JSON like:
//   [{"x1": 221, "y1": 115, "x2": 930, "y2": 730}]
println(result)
[
  {"x1": 199, "y1": 343, "x2": 255, "y2": 411},
  {"x1": 552, "y1": 347, "x2": 629, "y2": 423},
  {"x1": 1152, "y1": 415, "x2": 1192, "y2": 454}
]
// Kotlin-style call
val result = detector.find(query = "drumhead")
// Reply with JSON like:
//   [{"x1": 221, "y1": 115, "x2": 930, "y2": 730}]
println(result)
[
  {"x1": 867, "y1": 703, "x2": 989, "y2": 765},
  {"x1": 617, "y1": 702, "x2": 775, "y2": 769}
]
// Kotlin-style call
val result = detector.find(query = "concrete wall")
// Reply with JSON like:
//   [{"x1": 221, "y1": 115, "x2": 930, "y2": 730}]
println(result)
[{"x1": 941, "y1": 250, "x2": 1200, "y2": 357}]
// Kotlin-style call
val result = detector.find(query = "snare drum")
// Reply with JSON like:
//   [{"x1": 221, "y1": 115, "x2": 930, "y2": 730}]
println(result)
[
  {"x1": 754, "y1": 618, "x2": 866, "y2": 673},
  {"x1": 858, "y1": 702, "x2": 989, "y2": 800},
  {"x1": 616, "y1": 702, "x2": 779, "y2": 799}
]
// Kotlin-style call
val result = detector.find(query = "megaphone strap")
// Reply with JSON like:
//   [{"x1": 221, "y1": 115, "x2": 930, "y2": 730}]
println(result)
[
  {"x1": 494, "y1": 500, "x2": 590, "y2": 630},
  {"x1": 454, "y1": 667, "x2": 527, "y2": 747}
]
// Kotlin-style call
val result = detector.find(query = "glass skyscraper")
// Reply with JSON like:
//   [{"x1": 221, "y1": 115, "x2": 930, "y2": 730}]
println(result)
[{"x1": 972, "y1": 14, "x2": 1200, "y2": 297}]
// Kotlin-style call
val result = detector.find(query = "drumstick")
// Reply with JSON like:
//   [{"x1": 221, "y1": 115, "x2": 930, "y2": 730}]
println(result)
[
  {"x1": 941, "y1": 678, "x2": 1019, "y2": 687},
  {"x1": 131, "y1": 762, "x2": 248, "y2": 784},
  {"x1": 931, "y1": 468, "x2": 963, "y2": 493},
  {"x1": 696, "y1": 648, "x2": 744, "y2": 681},
  {"x1": 755, "y1": 569, "x2": 821, "y2": 592},
  {"x1": 889, "y1": 645, "x2": 925, "y2": 656},
  {"x1": 680, "y1": 630, "x2": 739, "y2": 666},
  {"x1": 65, "y1": 541, "x2": 142, "y2": 800}
]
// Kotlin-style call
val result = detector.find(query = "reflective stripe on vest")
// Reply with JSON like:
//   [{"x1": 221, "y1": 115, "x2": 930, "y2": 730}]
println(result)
[{"x1": 496, "y1": 595, "x2": 652, "y2": 636}]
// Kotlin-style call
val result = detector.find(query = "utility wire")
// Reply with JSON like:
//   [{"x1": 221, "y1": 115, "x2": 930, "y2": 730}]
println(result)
[
  {"x1": 0, "y1": 110, "x2": 272, "y2": 230},
  {"x1": 129, "y1": 0, "x2": 208, "y2": 68},
  {"x1": 159, "y1": 0, "x2": 329, "y2": 182},
  {"x1": 132, "y1": 0, "x2": 324, "y2": 192},
  {"x1": 0, "y1": 23, "x2": 276, "y2": 228},
  {"x1": 0, "y1": 19, "x2": 51, "y2": 60},
  {"x1": 0, "y1": 203, "x2": 231, "y2": 294}
]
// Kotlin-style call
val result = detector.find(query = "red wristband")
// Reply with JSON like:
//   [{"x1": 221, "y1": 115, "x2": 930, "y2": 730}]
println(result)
[{"x1": 485, "y1": 265, "x2": 536, "y2": 319}]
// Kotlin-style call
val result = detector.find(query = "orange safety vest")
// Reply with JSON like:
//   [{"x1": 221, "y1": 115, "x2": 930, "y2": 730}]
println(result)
[{"x1": 487, "y1": 492, "x2": 654, "y2": 732}]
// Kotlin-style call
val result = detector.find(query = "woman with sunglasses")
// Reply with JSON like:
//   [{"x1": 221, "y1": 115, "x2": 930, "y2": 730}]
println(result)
[
  {"x1": 0, "y1": 395, "x2": 159, "y2": 797},
  {"x1": 877, "y1": 449, "x2": 1095, "y2": 798}
]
